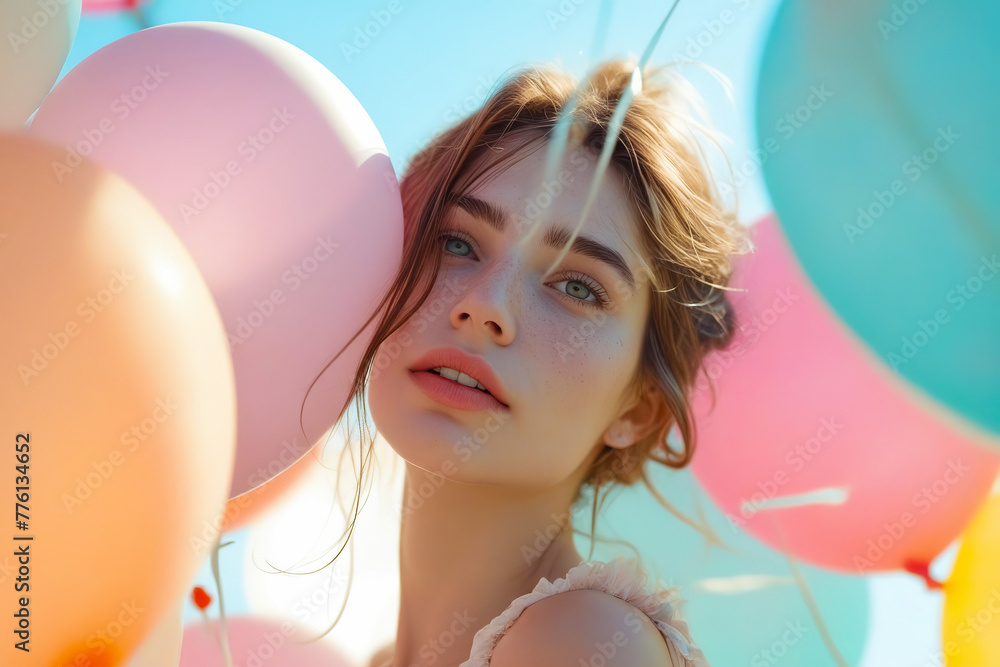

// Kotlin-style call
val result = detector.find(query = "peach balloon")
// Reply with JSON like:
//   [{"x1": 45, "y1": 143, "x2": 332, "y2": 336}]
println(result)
[
  {"x1": 28, "y1": 21, "x2": 403, "y2": 499},
  {"x1": 690, "y1": 215, "x2": 1000, "y2": 573},
  {"x1": 0, "y1": 132, "x2": 237, "y2": 666}
]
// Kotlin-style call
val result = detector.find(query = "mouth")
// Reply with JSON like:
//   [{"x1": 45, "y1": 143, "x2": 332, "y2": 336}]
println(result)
[
  {"x1": 409, "y1": 369, "x2": 509, "y2": 411},
  {"x1": 408, "y1": 347, "x2": 511, "y2": 408},
  {"x1": 425, "y1": 368, "x2": 493, "y2": 395}
]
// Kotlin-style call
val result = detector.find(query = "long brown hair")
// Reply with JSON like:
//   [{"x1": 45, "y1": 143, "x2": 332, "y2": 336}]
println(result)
[{"x1": 291, "y1": 55, "x2": 750, "y2": 637}]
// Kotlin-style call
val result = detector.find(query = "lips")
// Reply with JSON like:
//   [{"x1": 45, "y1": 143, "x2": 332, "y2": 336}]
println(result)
[{"x1": 409, "y1": 347, "x2": 510, "y2": 407}]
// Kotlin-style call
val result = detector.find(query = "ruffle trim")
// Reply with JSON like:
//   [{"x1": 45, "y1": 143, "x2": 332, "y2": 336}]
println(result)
[{"x1": 459, "y1": 555, "x2": 711, "y2": 666}]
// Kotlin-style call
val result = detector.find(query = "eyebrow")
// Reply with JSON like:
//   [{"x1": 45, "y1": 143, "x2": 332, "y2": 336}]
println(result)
[{"x1": 447, "y1": 193, "x2": 637, "y2": 294}]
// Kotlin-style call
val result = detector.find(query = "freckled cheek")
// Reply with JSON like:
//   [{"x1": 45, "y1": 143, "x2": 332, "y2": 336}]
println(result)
[
  {"x1": 534, "y1": 348, "x2": 624, "y2": 400},
  {"x1": 582, "y1": 333, "x2": 636, "y2": 385}
]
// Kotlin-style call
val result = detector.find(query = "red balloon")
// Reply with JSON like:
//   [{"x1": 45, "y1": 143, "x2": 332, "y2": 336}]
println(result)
[{"x1": 82, "y1": 0, "x2": 146, "y2": 12}]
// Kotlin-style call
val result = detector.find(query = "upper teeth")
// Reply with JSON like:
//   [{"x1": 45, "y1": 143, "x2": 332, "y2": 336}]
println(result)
[{"x1": 432, "y1": 367, "x2": 489, "y2": 393}]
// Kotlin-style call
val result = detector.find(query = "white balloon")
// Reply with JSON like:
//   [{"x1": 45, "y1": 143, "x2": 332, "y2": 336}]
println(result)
[
  {"x1": 0, "y1": 0, "x2": 81, "y2": 130},
  {"x1": 856, "y1": 541, "x2": 958, "y2": 666}
]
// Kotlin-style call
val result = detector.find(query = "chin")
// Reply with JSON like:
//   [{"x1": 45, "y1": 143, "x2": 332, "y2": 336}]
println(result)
[{"x1": 369, "y1": 378, "x2": 455, "y2": 469}]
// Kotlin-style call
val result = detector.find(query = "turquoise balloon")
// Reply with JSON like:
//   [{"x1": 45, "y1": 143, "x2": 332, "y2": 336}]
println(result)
[
  {"x1": 756, "y1": 0, "x2": 1000, "y2": 437},
  {"x1": 572, "y1": 465, "x2": 868, "y2": 665}
]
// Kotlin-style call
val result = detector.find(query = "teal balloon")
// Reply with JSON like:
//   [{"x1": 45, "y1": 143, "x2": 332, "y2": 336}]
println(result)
[
  {"x1": 756, "y1": 0, "x2": 1000, "y2": 437},
  {"x1": 572, "y1": 466, "x2": 868, "y2": 665}
]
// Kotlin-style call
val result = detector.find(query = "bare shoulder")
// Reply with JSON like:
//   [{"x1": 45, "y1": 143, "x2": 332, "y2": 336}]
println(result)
[{"x1": 490, "y1": 588, "x2": 675, "y2": 666}]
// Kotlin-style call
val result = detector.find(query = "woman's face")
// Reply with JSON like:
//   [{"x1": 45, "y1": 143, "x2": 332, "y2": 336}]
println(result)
[{"x1": 368, "y1": 139, "x2": 653, "y2": 487}]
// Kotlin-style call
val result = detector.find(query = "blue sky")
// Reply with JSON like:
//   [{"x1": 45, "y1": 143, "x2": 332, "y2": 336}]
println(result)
[{"x1": 58, "y1": 0, "x2": 782, "y2": 225}]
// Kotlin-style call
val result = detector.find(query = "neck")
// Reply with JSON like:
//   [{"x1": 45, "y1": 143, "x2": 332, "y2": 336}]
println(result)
[{"x1": 386, "y1": 463, "x2": 588, "y2": 667}]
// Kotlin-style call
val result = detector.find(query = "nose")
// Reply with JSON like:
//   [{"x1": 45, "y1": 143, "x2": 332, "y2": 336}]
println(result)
[{"x1": 447, "y1": 259, "x2": 518, "y2": 345}]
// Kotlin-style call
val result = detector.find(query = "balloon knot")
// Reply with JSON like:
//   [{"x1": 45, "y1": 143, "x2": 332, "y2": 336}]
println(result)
[
  {"x1": 192, "y1": 585, "x2": 213, "y2": 610},
  {"x1": 903, "y1": 559, "x2": 943, "y2": 590}
]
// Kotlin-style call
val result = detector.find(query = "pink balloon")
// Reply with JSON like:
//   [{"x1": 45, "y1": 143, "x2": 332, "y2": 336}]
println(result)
[
  {"x1": 690, "y1": 215, "x2": 1000, "y2": 574},
  {"x1": 29, "y1": 22, "x2": 402, "y2": 497},
  {"x1": 180, "y1": 616, "x2": 352, "y2": 666}
]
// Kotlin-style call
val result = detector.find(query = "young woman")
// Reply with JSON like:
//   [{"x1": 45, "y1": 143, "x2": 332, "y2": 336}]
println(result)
[{"x1": 312, "y1": 55, "x2": 748, "y2": 667}]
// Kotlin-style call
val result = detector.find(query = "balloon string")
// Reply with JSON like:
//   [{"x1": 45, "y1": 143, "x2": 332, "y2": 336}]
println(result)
[
  {"x1": 197, "y1": 606, "x2": 220, "y2": 648},
  {"x1": 211, "y1": 534, "x2": 236, "y2": 667},
  {"x1": 767, "y1": 511, "x2": 849, "y2": 667},
  {"x1": 192, "y1": 587, "x2": 221, "y2": 647},
  {"x1": 587, "y1": 0, "x2": 615, "y2": 62},
  {"x1": 132, "y1": 1, "x2": 152, "y2": 30}
]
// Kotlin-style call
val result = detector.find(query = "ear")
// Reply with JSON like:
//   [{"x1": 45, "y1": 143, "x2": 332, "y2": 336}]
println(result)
[{"x1": 601, "y1": 377, "x2": 671, "y2": 450}]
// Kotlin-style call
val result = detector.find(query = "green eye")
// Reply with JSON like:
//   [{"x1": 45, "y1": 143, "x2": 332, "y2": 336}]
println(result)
[
  {"x1": 441, "y1": 234, "x2": 473, "y2": 257},
  {"x1": 437, "y1": 228, "x2": 612, "y2": 309}
]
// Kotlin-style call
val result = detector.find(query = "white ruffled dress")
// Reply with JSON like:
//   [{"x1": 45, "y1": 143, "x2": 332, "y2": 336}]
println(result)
[{"x1": 459, "y1": 555, "x2": 711, "y2": 666}]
